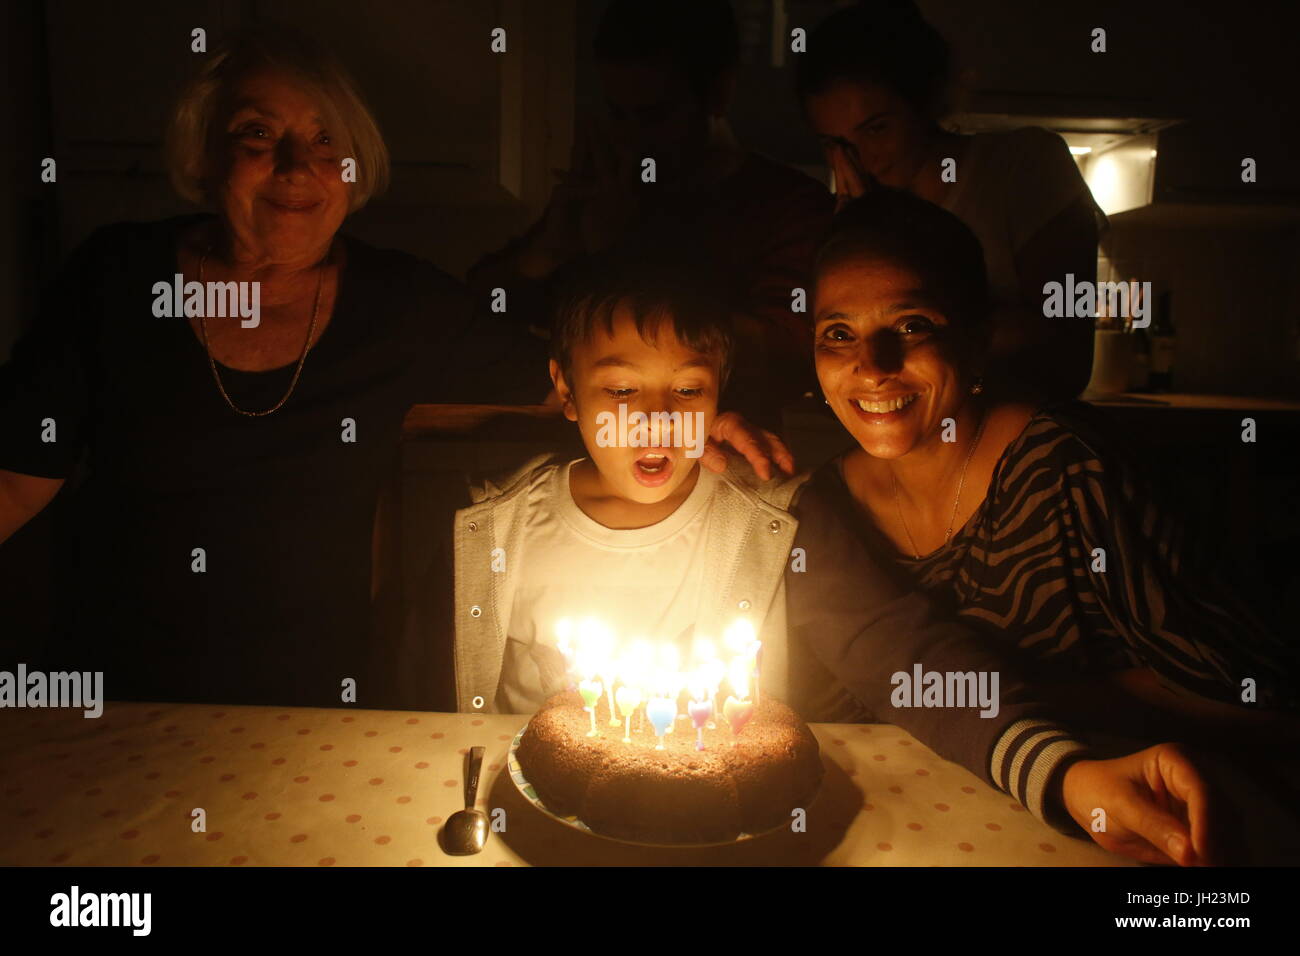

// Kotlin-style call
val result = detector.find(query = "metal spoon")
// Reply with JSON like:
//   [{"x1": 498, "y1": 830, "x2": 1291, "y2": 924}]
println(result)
[{"x1": 442, "y1": 746, "x2": 489, "y2": 855}]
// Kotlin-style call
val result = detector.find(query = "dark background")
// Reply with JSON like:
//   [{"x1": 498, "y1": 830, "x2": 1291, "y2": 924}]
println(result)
[{"x1": 3, "y1": 0, "x2": 1298, "y2": 390}]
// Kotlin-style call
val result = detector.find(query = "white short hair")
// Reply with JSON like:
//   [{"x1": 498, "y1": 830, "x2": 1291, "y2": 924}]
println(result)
[{"x1": 165, "y1": 24, "x2": 389, "y2": 213}]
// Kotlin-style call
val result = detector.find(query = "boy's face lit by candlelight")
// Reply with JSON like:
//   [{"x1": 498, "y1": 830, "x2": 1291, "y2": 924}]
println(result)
[
  {"x1": 550, "y1": 304, "x2": 720, "y2": 525},
  {"x1": 814, "y1": 256, "x2": 969, "y2": 460},
  {"x1": 214, "y1": 69, "x2": 350, "y2": 263}
]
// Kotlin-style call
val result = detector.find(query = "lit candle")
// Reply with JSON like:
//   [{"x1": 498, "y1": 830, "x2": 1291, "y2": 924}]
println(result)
[
  {"x1": 657, "y1": 645, "x2": 681, "y2": 733},
  {"x1": 573, "y1": 617, "x2": 620, "y2": 727},
  {"x1": 722, "y1": 619, "x2": 756, "y2": 658},
  {"x1": 647, "y1": 696, "x2": 676, "y2": 751},
  {"x1": 723, "y1": 658, "x2": 754, "y2": 745},
  {"x1": 722, "y1": 620, "x2": 756, "y2": 703},
  {"x1": 722, "y1": 696, "x2": 754, "y2": 743},
  {"x1": 615, "y1": 685, "x2": 642, "y2": 744},
  {"x1": 703, "y1": 659, "x2": 725, "y2": 731},
  {"x1": 578, "y1": 679, "x2": 603, "y2": 737},
  {"x1": 687, "y1": 677, "x2": 712, "y2": 751},
  {"x1": 621, "y1": 641, "x2": 653, "y2": 734},
  {"x1": 605, "y1": 676, "x2": 621, "y2": 727}
]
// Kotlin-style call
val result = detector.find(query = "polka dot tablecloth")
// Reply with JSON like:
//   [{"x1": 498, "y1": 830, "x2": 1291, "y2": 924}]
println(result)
[{"x1": 0, "y1": 702, "x2": 1132, "y2": 866}]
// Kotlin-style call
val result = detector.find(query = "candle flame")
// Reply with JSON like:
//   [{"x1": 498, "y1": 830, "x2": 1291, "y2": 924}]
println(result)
[
  {"x1": 728, "y1": 656, "x2": 749, "y2": 701},
  {"x1": 723, "y1": 618, "x2": 756, "y2": 654},
  {"x1": 553, "y1": 617, "x2": 759, "y2": 703}
]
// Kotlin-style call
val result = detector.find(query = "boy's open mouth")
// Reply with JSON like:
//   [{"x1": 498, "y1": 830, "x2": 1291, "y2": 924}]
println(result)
[{"x1": 633, "y1": 450, "x2": 675, "y2": 487}]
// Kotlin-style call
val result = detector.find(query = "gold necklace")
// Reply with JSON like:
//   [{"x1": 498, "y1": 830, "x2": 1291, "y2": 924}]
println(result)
[
  {"x1": 891, "y1": 411, "x2": 987, "y2": 560},
  {"x1": 196, "y1": 245, "x2": 327, "y2": 417}
]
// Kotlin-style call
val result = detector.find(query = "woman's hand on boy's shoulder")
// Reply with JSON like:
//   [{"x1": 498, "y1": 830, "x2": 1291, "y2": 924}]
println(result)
[{"x1": 702, "y1": 411, "x2": 797, "y2": 482}]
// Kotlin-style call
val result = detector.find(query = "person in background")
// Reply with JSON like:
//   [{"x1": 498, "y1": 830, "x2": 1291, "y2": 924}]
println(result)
[
  {"x1": 796, "y1": 0, "x2": 1103, "y2": 402},
  {"x1": 468, "y1": 0, "x2": 834, "y2": 428}
]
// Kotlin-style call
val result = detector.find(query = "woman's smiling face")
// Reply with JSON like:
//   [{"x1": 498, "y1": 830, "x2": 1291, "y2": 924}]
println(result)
[
  {"x1": 214, "y1": 68, "x2": 350, "y2": 262},
  {"x1": 814, "y1": 254, "x2": 971, "y2": 460}
]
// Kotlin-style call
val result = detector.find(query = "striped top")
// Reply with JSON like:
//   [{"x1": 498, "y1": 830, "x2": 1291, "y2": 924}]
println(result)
[{"x1": 829, "y1": 405, "x2": 1299, "y2": 711}]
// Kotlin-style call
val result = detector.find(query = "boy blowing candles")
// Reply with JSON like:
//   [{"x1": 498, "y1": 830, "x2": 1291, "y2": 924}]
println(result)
[
  {"x1": 442, "y1": 247, "x2": 1224, "y2": 865},
  {"x1": 452, "y1": 249, "x2": 808, "y2": 715}
]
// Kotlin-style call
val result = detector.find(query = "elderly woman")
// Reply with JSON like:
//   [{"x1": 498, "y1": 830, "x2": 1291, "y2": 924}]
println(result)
[
  {"x1": 0, "y1": 25, "x2": 784, "y2": 708},
  {"x1": 804, "y1": 189, "x2": 1299, "y2": 723}
]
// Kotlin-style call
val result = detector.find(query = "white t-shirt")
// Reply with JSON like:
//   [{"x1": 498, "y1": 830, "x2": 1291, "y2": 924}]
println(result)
[
  {"x1": 941, "y1": 127, "x2": 1103, "y2": 308},
  {"x1": 496, "y1": 460, "x2": 721, "y2": 713}
]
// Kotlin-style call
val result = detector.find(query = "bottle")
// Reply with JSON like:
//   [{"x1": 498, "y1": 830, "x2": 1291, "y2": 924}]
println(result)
[
  {"x1": 1149, "y1": 290, "x2": 1175, "y2": 391},
  {"x1": 1127, "y1": 310, "x2": 1151, "y2": 391}
]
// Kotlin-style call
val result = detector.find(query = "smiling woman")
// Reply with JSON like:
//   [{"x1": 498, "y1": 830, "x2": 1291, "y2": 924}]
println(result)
[
  {"x1": 809, "y1": 189, "x2": 1299, "y2": 715},
  {"x1": 166, "y1": 23, "x2": 389, "y2": 215},
  {"x1": 0, "y1": 23, "x2": 550, "y2": 708}
]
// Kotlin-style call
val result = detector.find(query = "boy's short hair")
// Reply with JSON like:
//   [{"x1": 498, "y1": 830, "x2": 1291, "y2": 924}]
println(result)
[{"x1": 551, "y1": 247, "x2": 735, "y2": 390}]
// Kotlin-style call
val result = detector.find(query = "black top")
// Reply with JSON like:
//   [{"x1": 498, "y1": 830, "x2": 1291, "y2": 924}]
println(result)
[{"x1": 0, "y1": 215, "x2": 548, "y2": 707}]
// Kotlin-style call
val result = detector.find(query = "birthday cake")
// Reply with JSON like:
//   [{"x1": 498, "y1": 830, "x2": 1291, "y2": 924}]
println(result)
[{"x1": 515, "y1": 689, "x2": 823, "y2": 844}]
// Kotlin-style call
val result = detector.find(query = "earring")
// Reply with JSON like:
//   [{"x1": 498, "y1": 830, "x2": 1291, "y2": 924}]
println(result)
[
  {"x1": 823, "y1": 397, "x2": 830, "y2": 405},
  {"x1": 969, "y1": 376, "x2": 984, "y2": 396}
]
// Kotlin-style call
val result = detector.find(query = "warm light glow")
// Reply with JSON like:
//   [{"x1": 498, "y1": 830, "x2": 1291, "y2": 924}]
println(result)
[
  {"x1": 722, "y1": 618, "x2": 757, "y2": 654},
  {"x1": 687, "y1": 672, "x2": 708, "y2": 701},
  {"x1": 1068, "y1": 145, "x2": 1092, "y2": 156},
  {"x1": 702, "y1": 657, "x2": 726, "y2": 694},
  {"x1": 556, "y1": 617, "x2": 755, "y2": 698},
  {"x1": 728, "y1": 657, "x2": 750, "y2": 702},
  {"x1": 1082, "y1": 137, "x2": 1158, "y2": 216}
]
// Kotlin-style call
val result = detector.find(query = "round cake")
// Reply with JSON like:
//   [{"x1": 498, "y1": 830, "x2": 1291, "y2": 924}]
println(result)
[{"x1": 515, "y1": 689, "x2": 823, "y2": 844}]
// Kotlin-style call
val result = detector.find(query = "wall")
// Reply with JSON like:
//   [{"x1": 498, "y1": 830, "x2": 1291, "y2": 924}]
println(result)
[{"x1": 0, "y1": 0, "x2": 57, "y2": 363}]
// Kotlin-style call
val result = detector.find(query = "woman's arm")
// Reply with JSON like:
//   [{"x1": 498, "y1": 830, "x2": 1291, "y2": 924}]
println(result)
[{"x1": 785, "y1": 471, "x2": 1093, "y2": 827}]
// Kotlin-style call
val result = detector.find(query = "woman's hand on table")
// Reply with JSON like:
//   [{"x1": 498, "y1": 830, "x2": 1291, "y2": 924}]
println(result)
[
  {"x1": 1060, "y1": 743, "x2": 1219, "y2": 866},
  {"x1": 701, "y1": 411, "x2": 797, "y2": 481}
]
